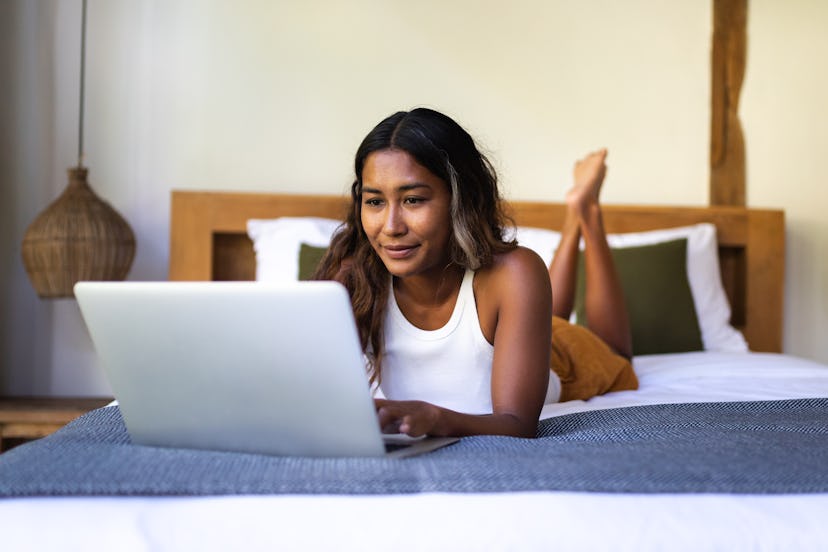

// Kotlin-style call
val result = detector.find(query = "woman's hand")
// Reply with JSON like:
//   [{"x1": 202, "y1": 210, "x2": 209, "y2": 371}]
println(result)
[{"x1": 374, "y1": 398, "x2": 442, "y2": 437}]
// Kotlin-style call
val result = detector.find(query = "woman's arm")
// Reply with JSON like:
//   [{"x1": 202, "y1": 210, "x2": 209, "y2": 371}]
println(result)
[{"x1": 375, "y1": 247, "x2": 552, "y2": 438}]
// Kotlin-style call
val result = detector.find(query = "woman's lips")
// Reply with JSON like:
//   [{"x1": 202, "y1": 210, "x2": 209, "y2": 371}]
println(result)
[{"x1": 384, "y1": 244, "x2": 419, "y2": 259}]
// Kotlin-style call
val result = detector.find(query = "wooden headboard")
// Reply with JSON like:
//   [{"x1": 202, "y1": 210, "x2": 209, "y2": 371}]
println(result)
[{"x1": 169, "y1": 190, "x2": 785, "y2": 353}]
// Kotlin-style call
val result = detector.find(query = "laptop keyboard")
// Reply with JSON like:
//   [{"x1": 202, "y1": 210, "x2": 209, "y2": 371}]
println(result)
[{"x1": 384, "y1": 442, "x2": 412, "y2": 453}]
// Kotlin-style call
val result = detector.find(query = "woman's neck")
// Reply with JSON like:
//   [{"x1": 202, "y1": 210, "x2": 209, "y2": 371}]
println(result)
[
  {"x1": 394, "y1": 264, "x2": 464, "y2": 303},
  {"x1": 392, "y1": 265, "x2": 466, "y2": 330}
]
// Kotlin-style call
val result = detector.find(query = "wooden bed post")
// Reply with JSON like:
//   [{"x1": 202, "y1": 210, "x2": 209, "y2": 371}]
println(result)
[{"x1": 710, "y1": 0, "x2": 748, "y2": 206}]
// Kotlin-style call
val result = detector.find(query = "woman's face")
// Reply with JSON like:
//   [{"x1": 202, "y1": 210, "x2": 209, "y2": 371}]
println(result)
[{"x1": 360, "y1": 149, "x2": 453, "y2": 280}]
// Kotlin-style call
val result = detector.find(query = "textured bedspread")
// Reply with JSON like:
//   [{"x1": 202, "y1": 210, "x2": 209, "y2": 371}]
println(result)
[{"x1": 1, "y1": 398, "x2": 827, "y2": 497}]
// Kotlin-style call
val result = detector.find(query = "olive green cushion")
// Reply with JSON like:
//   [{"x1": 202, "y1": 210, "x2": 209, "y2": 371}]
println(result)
[
  {"x1": 575, "y1": 238, "x2": 703, "y2": 355},
  {"x1": 298, "y1": 243, "x2": 329, "y2": 281}
]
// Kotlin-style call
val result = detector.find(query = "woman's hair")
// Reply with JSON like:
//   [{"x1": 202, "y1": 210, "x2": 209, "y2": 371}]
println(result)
[{"x1": 313, "y1": 107, "x2": 516, "y2": 383}]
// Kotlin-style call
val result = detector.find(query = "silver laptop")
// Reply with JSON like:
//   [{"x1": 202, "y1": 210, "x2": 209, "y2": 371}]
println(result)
[{"x1": 74, "y1": 281, "x2": 458, "y2": 458}]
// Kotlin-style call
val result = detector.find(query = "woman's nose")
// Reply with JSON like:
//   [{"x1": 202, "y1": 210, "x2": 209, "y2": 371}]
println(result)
[{"x1": 383, "y1": 204, "x2": 406, "y2": 235}]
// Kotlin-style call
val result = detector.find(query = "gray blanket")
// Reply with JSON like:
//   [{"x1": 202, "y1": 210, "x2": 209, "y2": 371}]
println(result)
[{"x1": 1, "y1": 398, "x2": 827, "y2": 497}]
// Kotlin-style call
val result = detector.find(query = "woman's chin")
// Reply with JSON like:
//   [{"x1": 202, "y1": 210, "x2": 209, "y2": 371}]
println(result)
[{"x1": 383, "y1": 262, "x2": 416, "y2": 279}]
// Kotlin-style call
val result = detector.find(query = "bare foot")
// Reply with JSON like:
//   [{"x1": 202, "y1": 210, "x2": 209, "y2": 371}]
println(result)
[{"x1": 566, "y1": 148, "x2": 608, "y2": 215}]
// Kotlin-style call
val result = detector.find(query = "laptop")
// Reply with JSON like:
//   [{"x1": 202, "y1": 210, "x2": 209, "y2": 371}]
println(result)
[{"x1": 74, "y1": 281, "x2": 458, "y2": 458}]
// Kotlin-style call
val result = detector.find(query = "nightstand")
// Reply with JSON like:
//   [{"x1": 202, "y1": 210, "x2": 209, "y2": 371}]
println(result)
[{"x1": 0, "y1": 397, "x2": 113, "y2": 452}]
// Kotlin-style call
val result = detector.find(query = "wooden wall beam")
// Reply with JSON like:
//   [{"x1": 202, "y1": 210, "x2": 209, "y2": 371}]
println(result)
[{"x1": 710, "y1": 0, "x2": 748, "y2": 206}]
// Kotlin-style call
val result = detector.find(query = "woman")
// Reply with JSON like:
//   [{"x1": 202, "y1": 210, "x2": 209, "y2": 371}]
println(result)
[{"x1": 314, "y1": 108, "x2": 636, "y2": 439}]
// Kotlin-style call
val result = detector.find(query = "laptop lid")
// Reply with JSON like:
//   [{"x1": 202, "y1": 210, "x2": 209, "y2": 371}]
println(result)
[{"x1": 75, "y1": 281, "x2": 393, "y2": 457}]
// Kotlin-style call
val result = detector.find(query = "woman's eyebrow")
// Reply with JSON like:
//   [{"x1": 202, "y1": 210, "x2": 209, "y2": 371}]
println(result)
[
  {"x1": 362, "y1": 183, "x2": 430, "y2": 195},
  {"x1": 398, "y1": 183, "x2": 430, "y2": 192}
]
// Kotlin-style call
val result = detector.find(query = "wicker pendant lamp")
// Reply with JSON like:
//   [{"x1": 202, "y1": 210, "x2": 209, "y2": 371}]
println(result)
[{"x1": 21, "y1": 0, "x2": 135, "y2": 298}]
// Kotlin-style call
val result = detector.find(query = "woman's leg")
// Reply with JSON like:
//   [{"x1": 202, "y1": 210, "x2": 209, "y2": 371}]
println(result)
[
  {"x1": 548, "y1": 202, "x2": 581, "y2": 320},
  {"x1": 548, "y1": 149, "x2": 632, "y2": 358}
]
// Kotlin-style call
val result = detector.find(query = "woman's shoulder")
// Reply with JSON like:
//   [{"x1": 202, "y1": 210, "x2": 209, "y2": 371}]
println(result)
[
  {"x1": 472, "y1": 246, "x2": 551, "y2": 333},
  {"x1": 476, "y1": 246, "x2": 549, "y2": 290},
  {"x1": 488, "y1": 245, "x2": 547, "y2": 274}
]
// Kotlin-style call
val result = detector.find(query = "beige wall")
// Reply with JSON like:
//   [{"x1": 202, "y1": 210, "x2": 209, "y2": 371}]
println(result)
[
  {"x1": 1, "y1": 0, "x2": 824, "y2": 396},
  {"x1": 742, "y1": 0, "x2": 828, "y2": 367}
]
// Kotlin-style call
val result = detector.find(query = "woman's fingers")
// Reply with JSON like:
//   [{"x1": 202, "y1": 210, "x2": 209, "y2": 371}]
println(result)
[{"x1": 374, "y1": 400, "x2": 434, "y2": 437}]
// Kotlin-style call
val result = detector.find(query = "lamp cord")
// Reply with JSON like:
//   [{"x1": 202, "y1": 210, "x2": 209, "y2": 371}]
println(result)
[{"x1": 78, "y1": 0, "x2": 87, "y2": 167}]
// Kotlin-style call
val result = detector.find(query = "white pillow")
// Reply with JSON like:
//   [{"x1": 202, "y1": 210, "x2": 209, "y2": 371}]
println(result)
[
  {"x1": 247, "y1": 217, "x2": 342, "y2": 282},
  {"x1": 248, "y1": 218, "x2": 747, "y2": 353},
  {"x1": 510, "y1": 223, "x2": 748, "y2": 353}
]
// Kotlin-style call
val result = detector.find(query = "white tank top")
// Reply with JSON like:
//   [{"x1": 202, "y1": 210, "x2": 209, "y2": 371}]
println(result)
[{"x1": 378, "y1": 270, "x2": 493, "y2": 414}]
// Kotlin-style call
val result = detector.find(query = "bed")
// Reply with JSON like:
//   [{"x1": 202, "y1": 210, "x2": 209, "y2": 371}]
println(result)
[{"x1": 3, "y1": 191, "x2": 828, "y2": 552}]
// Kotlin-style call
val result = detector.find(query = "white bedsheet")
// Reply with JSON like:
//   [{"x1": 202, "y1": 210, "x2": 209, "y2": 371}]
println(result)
[
  {"x1": 4, "y1": 352, "x2": 828, "y2": 552},
  {"x1": 541, "y1": 351, "x2": 828, "y2": 418}
]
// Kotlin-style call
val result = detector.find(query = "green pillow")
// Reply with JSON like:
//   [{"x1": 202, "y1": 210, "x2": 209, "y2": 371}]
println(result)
[
  {"x1": 574, "y1": 238, "x2": 703, "y2": 355},
  {"x1": 298, "y1": 243, "x2": 329, "y2": 281}
]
